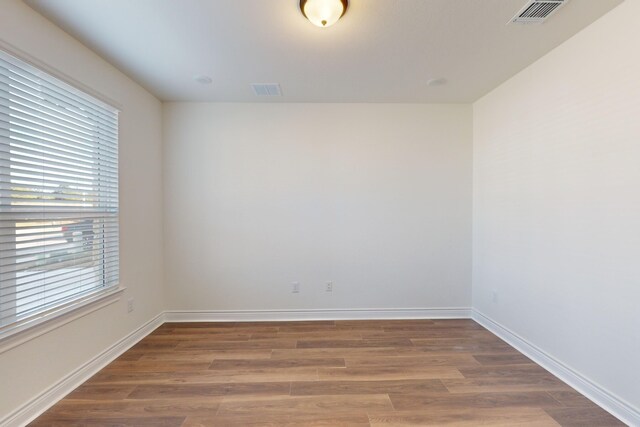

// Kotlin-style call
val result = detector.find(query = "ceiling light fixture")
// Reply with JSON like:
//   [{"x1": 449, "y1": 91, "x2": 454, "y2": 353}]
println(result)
[{"x1": 300, "y1": 0, "x2": 348, "y2": 28}]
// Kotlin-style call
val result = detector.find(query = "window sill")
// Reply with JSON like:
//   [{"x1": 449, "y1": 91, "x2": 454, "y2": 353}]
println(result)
[{"x1": 0, "y1": 286, "x2": 125, "y2": 354}]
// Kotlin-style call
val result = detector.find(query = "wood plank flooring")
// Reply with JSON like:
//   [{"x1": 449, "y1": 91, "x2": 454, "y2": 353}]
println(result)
[{"x1": 29, "y1": 320, "x2": 624, "y2": 426}]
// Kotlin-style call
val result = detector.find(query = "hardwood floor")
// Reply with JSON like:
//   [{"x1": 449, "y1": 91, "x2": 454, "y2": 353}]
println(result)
[{"x1": 29, "y1": 320, "x2": 624, "y2": 426}]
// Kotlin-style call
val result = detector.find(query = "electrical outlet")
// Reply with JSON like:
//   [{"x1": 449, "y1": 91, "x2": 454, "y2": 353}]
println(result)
[
  {"x1": 492, "y1": 290, "x2": 498, "y2": 303},
  {"x1": 325, "y1": 281, "x2": 333, "y2": 292},
  {"x1": 127, "y1": 298, "x2": 134, "y2": 313},
  {"x1": 292, "y1": 282, "x2": 300, "y2": 293}
]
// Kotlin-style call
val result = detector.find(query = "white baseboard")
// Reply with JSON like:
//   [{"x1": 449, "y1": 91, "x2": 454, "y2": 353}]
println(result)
[
  {"x1": 164, "y1": 307, "x2": 472, "y2": 322},
  {"x1": 472, "y1": 309, "x2": 639, "y2": 427},
  {"x1": 7, "y1": 308, "x2": 635, "y2": 427},
  {"x1": 1, "y1": 313, "x2": 165, "y2": 427}
]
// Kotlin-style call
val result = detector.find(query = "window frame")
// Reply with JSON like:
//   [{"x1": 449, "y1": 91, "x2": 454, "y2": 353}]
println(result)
[{"x1": 0, "y1": 45, "x2": 123, "y2": 352}]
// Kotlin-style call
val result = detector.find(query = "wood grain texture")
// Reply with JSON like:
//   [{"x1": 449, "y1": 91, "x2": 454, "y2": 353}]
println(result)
[
  {"x1": 544, "y1": 407, "x2": 625, "y2": 427},
  {"x1": 29, "y1": 320, "x2": 623, "y2": 426},
  {"x1": 183, "y1": 413, "x2": 371, "y2": 427},
  {"x1": 368, "y1": 408, "x2": 561, "y2": 426}
]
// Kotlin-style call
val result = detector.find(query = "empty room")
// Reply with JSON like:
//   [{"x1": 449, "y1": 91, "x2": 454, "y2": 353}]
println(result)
[{"x1": 0, "y1": 0, "x2": 638, "y2": 426}]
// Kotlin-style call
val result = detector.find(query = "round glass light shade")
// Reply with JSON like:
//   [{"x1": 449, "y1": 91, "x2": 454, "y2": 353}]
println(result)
[{"x1": 300, "y1": 0, "x2": 348, "y2": 27}]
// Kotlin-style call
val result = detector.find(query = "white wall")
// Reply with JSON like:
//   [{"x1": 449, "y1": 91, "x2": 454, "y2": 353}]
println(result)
[
  {"x1": 0, "y1": 1, "x2": 164, "y2": 420},
  {"x1": 473, "y1": 0, "x2": 640, "y2": 413},
  {"x1": 163, "y1": 103, "x2": 472, "y2": 312}
]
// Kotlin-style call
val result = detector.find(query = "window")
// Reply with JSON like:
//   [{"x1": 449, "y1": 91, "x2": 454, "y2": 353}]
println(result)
[{"x1": 0, "y1": 49, "x2": 119, "y2": 335}]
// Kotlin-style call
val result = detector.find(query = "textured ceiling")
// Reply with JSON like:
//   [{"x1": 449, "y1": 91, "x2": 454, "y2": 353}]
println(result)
[{"x1": 26, "y1": 0, "x2": 623, "y2": 102}]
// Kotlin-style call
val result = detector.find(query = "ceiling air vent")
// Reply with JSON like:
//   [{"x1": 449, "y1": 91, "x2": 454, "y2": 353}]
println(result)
[
  {"x1": 251, "y1": 83, "x2": 282, "y2": 97},
  {"x1": 510, "y1": 0, "x2": 567, "y2": 24}
]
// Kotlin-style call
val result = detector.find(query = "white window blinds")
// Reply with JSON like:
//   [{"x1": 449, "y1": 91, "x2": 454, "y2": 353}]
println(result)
[{"x1": 0, "y1": 49, "x2": 119, "y2": 331}]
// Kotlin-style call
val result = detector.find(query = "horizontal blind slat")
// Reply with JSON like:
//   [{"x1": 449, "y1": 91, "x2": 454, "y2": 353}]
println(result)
[
  {"x1": 0, "y1": 68, "x2": 119, "y2": 125},
  {"x1": 0, "y1": 262, "x2": 119, "y2": 294},
  {"x1": 0, "y1": 260, "x2": 120, "y2": 297},
  {"x1": 0, "y1": 212, "x2": 118, "y2": 222},
  {"x1": 0, "y1": 233, "x2": 119, "y2": 255},
  {"x1": 0, "y1": 262, "x2": 120, "y2": 300},
  {"x1": 0, "y1": 232, "x2": 118, "y2": 247},
  {"x1": 0, "y1": 283, "x2": 118, "y2": 322},
  {"x1": 0, "y1": 173, "x2": 118, "y2": 192},
  {"x1": 0, "y1": 133, "x2": 117, "y2": 165},
  {"x1": 0, "y1": 59, "x2": 119, "y2": 127},
  {"x1": 1, "y1": 105, "x2": 117, "y2": 147},
  {"x1": 3, "y1": 247, "x2": 119, "y2": 267},
  {"x1": 0, "y1": 250, "x2": 119, "y2": 279},
  {"x1": 0, "y1": 220, "x2": 118, "y2": 234},
  {"x1": 0, "y1": 111, "x2": 115, "y2": 153},
  {"x1": 0, "y1": 142, "x2": 118, "y2": 175},
  {"x1": 0, "y1": 251, "x2": 119, "y2": 282},
  {"x1": 0, "y1": 162, "x2": 118, "y2": 185},
  {"x1": 0, "y1": 121, "x2": 118, "y2": 159},
  {"x1": 0, "y1": 91, "x2": 118, "y2": 136},
  {"x1": 0, "y1": 84, "x2": 115, "y2": 132}
]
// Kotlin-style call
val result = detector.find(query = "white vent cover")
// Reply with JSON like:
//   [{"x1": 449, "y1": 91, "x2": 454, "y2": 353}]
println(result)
[
  {"x1": 510, "y1": 0, "x2": 567, "y2": 24},
  {"x1": 251, "y1": 83, "x2": 282, "y2": 96}
]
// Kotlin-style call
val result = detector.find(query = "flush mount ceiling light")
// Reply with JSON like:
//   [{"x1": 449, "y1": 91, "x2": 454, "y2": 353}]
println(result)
[{"x1": 300, "y1": 0, "x2": 348, "y2": 28}]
